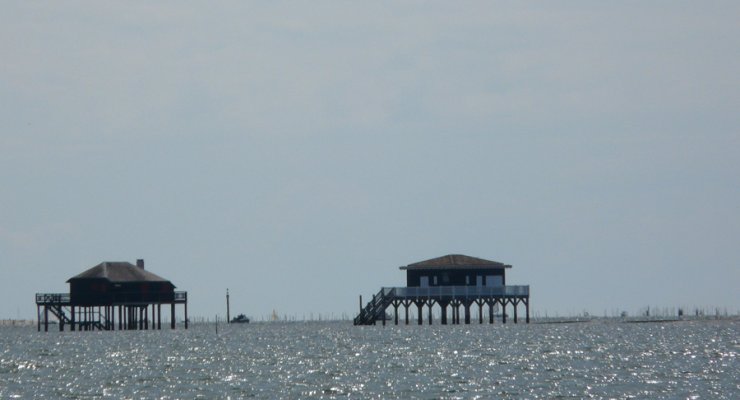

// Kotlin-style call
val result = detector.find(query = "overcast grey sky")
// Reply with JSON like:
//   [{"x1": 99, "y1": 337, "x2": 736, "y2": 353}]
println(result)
[{"x1": 2, "y1": 1, "x2": 738, "y2": 320}]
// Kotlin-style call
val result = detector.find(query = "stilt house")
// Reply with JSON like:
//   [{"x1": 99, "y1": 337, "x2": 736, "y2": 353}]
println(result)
[
  {"x1": 35, "y1": 259, "x2": 188, "y2": 332},
  {"x1": 355, "y1": 254, "x2": 530, "y2": 326}
]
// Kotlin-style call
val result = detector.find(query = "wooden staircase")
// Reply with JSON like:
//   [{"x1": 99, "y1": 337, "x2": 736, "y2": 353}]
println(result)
[
  {"x1": 46, "y1": 304, "x2": 112, "y2": 331},
  {"x1": 354, "y1": 288, "x2": 396, "y2": 325}
]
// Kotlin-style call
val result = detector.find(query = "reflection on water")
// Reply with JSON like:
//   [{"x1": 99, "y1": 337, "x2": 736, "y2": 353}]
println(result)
[{"x1": 1, "y1": 320, "x2": 738, "y2": 398}]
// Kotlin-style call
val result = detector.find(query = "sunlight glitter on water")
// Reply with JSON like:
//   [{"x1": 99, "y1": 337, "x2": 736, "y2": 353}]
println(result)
[{"x1": 0, "y1": 320, "x2": 737, "y2": 399}]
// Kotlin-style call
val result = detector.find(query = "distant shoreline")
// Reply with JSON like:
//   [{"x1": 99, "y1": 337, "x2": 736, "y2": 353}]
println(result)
[
  {"x1": 533, "y1": 315, "x2": 739, "y2": 325},
  {"x1": 4, "y1": 315, "x2": 737, "y2": 328},
  {"x1": 0, "y1": 319, "x2": 35, "y2": 326}
]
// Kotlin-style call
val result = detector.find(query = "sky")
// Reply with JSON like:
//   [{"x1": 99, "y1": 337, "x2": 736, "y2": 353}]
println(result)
[{"x1": 1, "y1": 1, "x2": 739, "y2": 320}]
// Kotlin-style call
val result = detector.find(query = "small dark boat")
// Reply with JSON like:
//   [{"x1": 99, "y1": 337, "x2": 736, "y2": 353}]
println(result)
[{"x1": 231, "y1": 314, "x2": 250, "y2": 323}]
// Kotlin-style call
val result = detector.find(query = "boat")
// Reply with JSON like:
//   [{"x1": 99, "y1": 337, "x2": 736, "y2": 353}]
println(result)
[{"x1": 231, "y1": 314, "x2": 250, "y2": 323}]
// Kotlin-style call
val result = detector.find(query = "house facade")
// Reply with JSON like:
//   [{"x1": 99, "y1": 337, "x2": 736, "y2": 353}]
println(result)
[{"x1": 401, "y1": 254, "x2": 509, "y2": 287}]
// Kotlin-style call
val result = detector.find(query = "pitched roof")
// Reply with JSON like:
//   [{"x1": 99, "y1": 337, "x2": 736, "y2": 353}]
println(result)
[
  {"x1": 67, "y1": 262, "x2": 172, "y2": 283},
  {"x1": 400, "y1": 254, "x2": 511, "y2": 270}
]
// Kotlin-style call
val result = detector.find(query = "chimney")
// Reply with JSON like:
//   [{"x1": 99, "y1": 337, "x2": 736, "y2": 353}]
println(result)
[{"x1": 136, "y1": 259, "x2": 145, "y2": 269}]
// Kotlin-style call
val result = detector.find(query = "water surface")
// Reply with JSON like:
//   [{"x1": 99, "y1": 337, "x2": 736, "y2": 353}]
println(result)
[{"x1": 1, "y1": 320, "x2": 737, "y2": 398}]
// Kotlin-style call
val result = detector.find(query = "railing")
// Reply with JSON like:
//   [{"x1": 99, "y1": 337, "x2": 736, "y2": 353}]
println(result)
[
  {"x1": 387, "y1": 285, "x2": 529, "y2": 298},
  {"x1": 35, "y1": 293, "x2": 70, "y2": 304},
  {"x1": 36, "y1": 291, "x2": 188, "y2": 305},
  {"x1": 174, "y1": 291, "x2": 187, "y2": 302}
]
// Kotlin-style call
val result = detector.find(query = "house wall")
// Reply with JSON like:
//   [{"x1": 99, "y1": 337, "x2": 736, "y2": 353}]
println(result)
[
  {"x1": 405, "y1": 268, "x2": 506, "y2": 287},
  {"x1": 70, "y1": 280, "x2": 175, "y2": 305}
]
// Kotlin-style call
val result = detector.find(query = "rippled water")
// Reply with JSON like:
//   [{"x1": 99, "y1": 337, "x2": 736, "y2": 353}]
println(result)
[{"x1": 1, "y1": 320, "x2": 737, "y2": 399}]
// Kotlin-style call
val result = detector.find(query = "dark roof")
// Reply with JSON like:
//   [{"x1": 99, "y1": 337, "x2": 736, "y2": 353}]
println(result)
[
  {"x1": 400, "y1": 254, "x2": 511, "y2": 270},
  {"x1": 67, "y1": 262, "x2": 172, "y2": 283}
]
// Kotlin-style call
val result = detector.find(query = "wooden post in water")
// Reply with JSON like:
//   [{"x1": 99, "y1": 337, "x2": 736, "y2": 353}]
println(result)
[
  {"x1": 226, "y1": 289, "x2": 230, "y2": 324},
  {"x1": 477, "y1": 300, "x2": 484, "y2": 324}
]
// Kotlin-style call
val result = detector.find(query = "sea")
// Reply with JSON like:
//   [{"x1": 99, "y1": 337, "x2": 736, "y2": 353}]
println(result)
[{"x1": 1, "y1": 319, "x2": 737, "y2": 399}]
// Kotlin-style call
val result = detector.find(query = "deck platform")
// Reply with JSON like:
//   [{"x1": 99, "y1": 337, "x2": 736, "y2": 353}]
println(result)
[
  {"x1": 35, "y1": 291, "x2": 188, "y2": 332},
  {"x1": 354, "y1": 286, "x2": 529, "y2": 325}
]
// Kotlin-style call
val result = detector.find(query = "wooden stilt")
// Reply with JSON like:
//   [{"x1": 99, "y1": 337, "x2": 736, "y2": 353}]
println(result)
[
  {"x1": 58, "y1": 307, "x2": 64, "y2": 332},
  {"x1": 450, "y1": 300, "x2": 461, "y2": 324}
]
